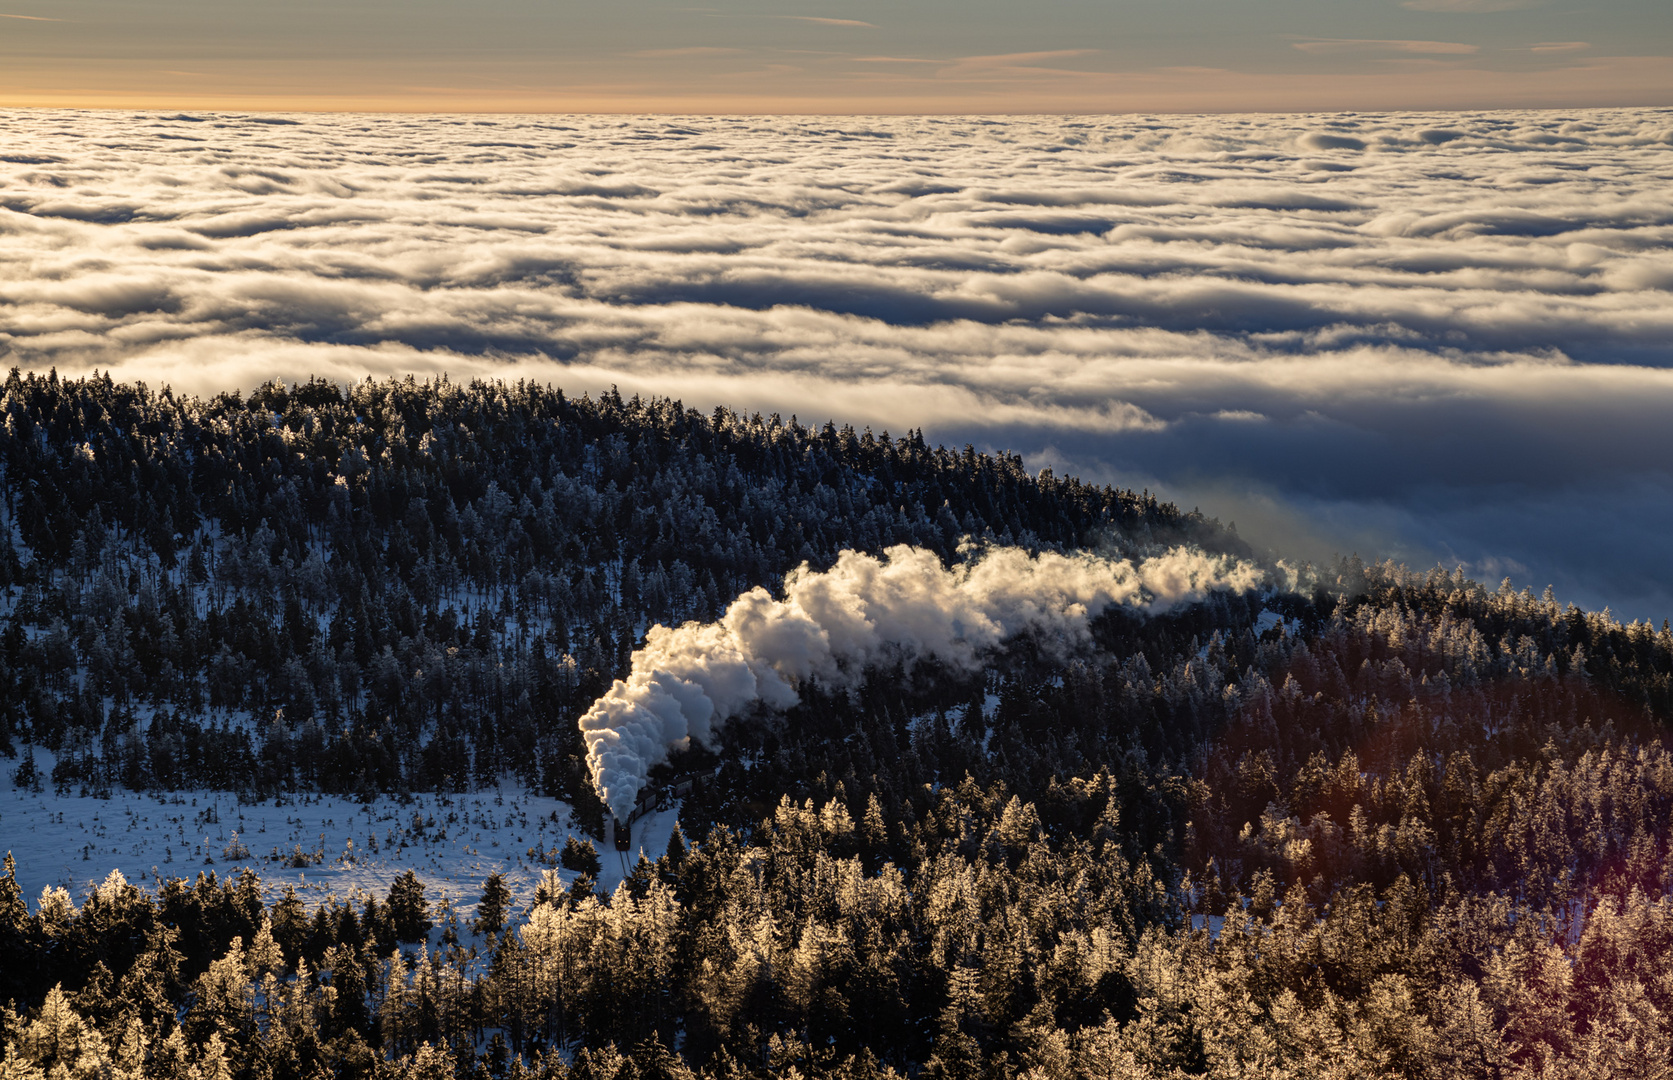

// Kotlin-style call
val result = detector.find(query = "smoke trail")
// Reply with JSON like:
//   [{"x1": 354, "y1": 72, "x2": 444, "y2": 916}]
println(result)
[{"x1": 580, "y1": 544, "x2": 1262, "y2": 820}]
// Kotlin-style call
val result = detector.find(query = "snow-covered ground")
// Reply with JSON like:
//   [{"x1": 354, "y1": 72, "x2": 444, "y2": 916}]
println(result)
[
  {"x1": 1254, "y1": 608, "x2": 1299, "y2": 638},
  {"x1": 0, "y1": 769, "x2": 684, "y2": 918}
]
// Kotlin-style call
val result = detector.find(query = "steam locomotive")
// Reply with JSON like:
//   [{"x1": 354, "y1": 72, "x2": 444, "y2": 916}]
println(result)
[{"x1": 605, "y1": 769, "x2": 707, "y2": 853}]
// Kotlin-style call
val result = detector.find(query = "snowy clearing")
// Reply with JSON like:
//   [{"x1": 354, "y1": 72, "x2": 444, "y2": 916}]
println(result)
[{"x1": 0, "y1": 772, "x2": 682, "y2": 916}]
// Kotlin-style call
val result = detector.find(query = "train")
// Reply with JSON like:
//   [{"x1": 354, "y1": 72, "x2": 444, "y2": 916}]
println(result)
[{"x1": 605, "y1": 769, "x2": 707, "y2": 853}]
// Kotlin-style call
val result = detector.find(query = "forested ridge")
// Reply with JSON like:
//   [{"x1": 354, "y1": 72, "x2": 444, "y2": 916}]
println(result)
[
  {"x1": 0, "y1": 369, "x2": 1216, "y2": 805},
  {"x1": 4, "y1": 370, "x2": 1673, "y2": 1080}
]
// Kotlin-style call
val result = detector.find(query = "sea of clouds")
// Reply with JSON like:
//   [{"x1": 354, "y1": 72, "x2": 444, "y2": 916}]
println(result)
[{"x1": 2, "y1": 108, "x2": 1672, "y2": 618}]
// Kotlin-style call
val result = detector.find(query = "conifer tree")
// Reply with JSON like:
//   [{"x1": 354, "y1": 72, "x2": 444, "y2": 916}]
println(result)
[{"x1": 474, "y1": 874, "x2": 512, "y2": 939}]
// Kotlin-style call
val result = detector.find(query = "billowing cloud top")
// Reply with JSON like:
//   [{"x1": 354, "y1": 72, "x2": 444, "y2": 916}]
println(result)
[
  {"x1": 1, "y1": 109, "x2": 1672, "y2": 616},
  {"x1": 582, "y1": 543, "x2": 1263, "y2": 821}
]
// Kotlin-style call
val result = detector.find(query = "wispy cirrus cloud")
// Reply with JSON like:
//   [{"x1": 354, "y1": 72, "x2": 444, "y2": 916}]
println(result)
[
  {"x1": 947, "y1": 49, "x2": 1101, "y2": 67},
  {"x1": 0, "y1": 11, "x2": 59, "y2": 19},
  {"x1": 779, "y1": 15, "x2": 876, "y2": 27},
  {"x1": 848, "y1": 51, "x2": 1103, "y2": 76},
  {"x1": 1400, "y1": 0, "x2": 1535, "y2": 11},
  {"x1": 629, "y1": 46, "x2": 745, "y2": 58},
  {"x1": 1293, "y1": 38, "x2": 1479, "y2": 55}
]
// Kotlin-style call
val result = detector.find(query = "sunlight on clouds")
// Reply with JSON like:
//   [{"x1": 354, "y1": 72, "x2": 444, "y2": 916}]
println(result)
[{"x1": 1, "y1": 108, "x2": 1672, "y2": 615}]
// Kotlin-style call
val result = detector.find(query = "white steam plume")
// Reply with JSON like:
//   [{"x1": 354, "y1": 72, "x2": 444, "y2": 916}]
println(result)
[{"x1": 579, "y1": 543, "x2": 1262, "y2": 821}]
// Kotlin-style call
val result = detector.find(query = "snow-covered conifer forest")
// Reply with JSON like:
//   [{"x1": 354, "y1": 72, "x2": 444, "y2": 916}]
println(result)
[{"x1": 2, "y1": 370, "x2": 1672, "y2": 1079}]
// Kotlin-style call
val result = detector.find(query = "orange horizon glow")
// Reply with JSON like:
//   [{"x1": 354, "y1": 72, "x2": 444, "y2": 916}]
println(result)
[{"x1": 3, "y1": 56, "x2": 1671, "y2": 115}]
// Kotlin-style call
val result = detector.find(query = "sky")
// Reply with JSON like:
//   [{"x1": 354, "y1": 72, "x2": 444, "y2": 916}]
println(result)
[
  {"x1": 1, "y1": 0, "x2": 1671, "y2": 113},
  {"x1": 3, "y1": 108, "x2": 1672, "y2": 620}
]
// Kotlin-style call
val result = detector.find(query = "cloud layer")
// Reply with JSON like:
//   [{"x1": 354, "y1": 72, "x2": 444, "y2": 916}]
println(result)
[{"x1": 2, "y1": 108, "x2": 1672, "y2": 616}]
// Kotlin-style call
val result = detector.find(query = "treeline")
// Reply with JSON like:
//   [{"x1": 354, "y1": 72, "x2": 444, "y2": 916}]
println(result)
[
  {"x1": 3, "y1": 752, "x2": 1671, "y2": 1080},
  {"x1": 0, "y1": 369, "x2": 1226, "y2": 814},
  {"x1": 4, "y1": 565, "x2": 1673, "y2": 1078},
  {"x1": 6, "y1": 370, "x2": 1673, "y2": 1077},
  {"x1": 1197, "y1": 564, "x2": 1673, "y2": 910},
  {"x1": 677, "y1": 561, "x2": 1673, "y2": 908}
]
